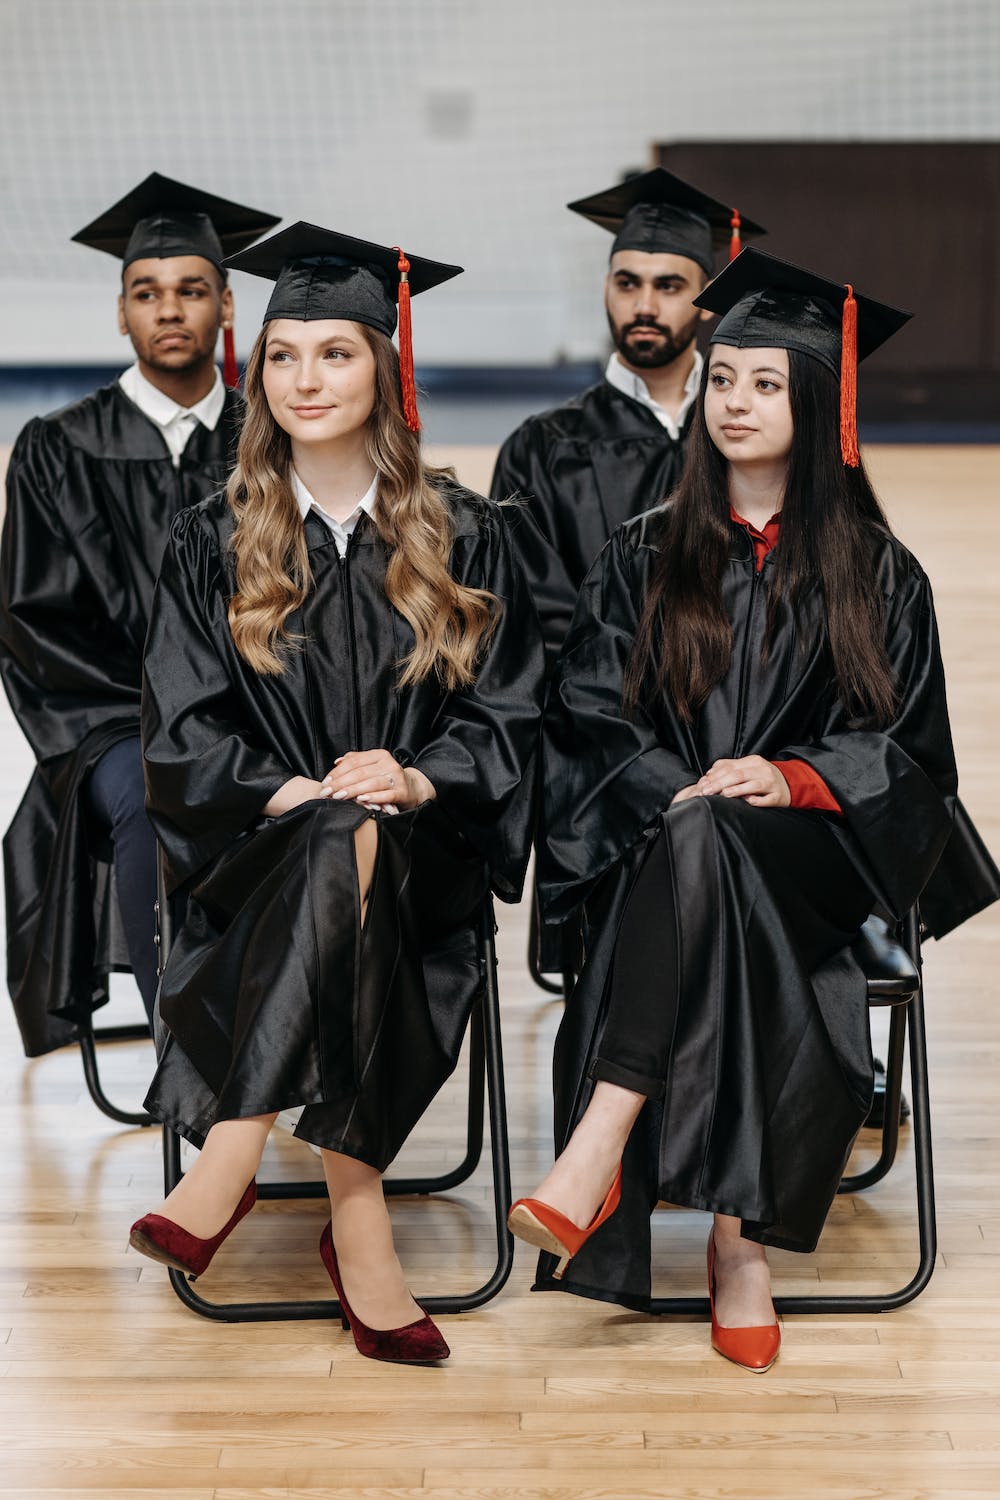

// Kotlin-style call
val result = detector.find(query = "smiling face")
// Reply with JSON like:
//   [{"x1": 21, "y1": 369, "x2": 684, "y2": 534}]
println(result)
[
  {"x1": 703, "y1": 344, "x2": 794, "y2": 466},
  {"x1": 261, "y1": 319, "x2": 377, "y2": 445},
  {"x1": 604, "y1": 250, "x2": 711, "y2": 370},
  {"x1": 118, "y1": 255, "x2": 231, "y2": 377}
]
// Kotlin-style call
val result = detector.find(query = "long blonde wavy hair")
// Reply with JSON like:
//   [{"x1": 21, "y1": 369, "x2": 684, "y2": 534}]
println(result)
[{"x1": 226, "y1": 323, "x2": 499, "y2": 689}]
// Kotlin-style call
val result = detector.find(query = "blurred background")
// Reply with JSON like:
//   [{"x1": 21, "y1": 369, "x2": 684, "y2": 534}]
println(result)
[{"x1": 1, "y1": 0, "x2": 998, "y2": 442}]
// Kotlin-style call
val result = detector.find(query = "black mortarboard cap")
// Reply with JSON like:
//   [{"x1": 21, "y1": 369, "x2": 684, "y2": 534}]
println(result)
[
  {"x1": 694, "y1": 247, "x2": 911, "y2": 373},
  {"x1": 225, "y1": 221, "x2": 464, "y2": 431},
  {"x1": 567, "y1": 167, "x2": 767, "y2": 274},
  {"x1": 694, "y1": 247, "x2": 912, "y2": 464},
  {"x1": 71, "y1": 172, "x2": 280, "y2": 272}
]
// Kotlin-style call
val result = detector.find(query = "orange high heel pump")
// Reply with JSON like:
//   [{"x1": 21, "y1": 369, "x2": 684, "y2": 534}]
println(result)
[
  {"x1": 707, "y1": 1230, "x2": 781, "y2": 1372},
  {"x1": 507, "y1": 1165, "x2": 623, "y2": 1279}
]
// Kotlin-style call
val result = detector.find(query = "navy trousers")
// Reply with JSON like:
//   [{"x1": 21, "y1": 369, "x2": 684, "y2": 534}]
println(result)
[{"x1": 85, "y1": 737, "x2": 158, "y2": 1024}]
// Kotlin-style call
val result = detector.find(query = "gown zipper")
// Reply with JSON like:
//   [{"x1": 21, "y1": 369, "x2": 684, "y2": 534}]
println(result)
[
  {"x1": 731, "y1": 548, "x2": 764, "y2": 759},
  {"x1": 340, "y1": 530, "x2": 363, "y2": 752}
]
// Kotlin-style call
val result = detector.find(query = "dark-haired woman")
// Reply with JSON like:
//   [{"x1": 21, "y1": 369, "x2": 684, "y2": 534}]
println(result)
[
  {"x1": 128, "y1": 225, "x2": 543, "y2": 1363},
  {"x1": 509, "y1": 250, "x2": 958, "y2": 1370}
]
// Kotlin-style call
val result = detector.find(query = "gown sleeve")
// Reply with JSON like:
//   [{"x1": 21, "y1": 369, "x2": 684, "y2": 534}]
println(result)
[
  {"x1": 778, "y1": 557, "x2": 957, "y2": 917},
  {"x1": 539, "y1": 526, "x2": 698, "y2": 922},
  {"x1": 141, "y1": 507, "x2": 295, "y2": 890},
  {"x1": 0, "y1": 419, "x2": 139, "y2": 781},
  {"x1": 490, "y1": 424, "x2": 580, "y2": 669},
  {"x1": 404, "y1": 504, "x2": 545, "y2": 903}
]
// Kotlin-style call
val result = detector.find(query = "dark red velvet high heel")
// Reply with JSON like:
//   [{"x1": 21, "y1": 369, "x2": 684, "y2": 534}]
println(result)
[
  {"x1": 128, "y1": 1181, "x2": 257, "y2": 1280},
  {"x1": 319, "y1": 1221, "x2": 450, "y2": 1364}
]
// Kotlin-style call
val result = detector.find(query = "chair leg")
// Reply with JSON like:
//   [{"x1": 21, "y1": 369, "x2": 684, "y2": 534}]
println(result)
[
  {"x1": 528, "y1": 884, "x2": 564, "y2": 996},
  {"x1": 839, "y1": 1004, "x2": 907, "y2": 1192},
  {"x1": 162, "y1": 903, "x2": 515, "y2": 1323},
  {"x1": 79, "y1": 1013, "x2": 155, "y2": 1128}
]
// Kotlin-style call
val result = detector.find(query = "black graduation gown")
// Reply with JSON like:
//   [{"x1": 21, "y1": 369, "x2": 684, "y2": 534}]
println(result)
[
  {"x1": 535, "y1": 508, "x2": 959, "y2": 1307},
  {"x1": 490, "y1": 379, "x2": 693, "y2": 667},
  {"x1": 0, "y1": 381, "x2": 243, "y2": 1056},
  {"x1": 140, "y1": 484, "x2": 543, "y2": 1170}
]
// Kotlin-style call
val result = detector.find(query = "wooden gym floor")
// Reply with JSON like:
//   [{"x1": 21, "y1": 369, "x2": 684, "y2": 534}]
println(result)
[{"x1": 0, "y1": 443, "x2": 998, "y2": 1499}]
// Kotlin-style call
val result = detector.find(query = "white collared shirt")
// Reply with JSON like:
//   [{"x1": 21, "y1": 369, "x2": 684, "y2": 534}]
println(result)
[
  {"x1": 291, "y1": 468, "x2": 378, "y2": 558},
  {"x1": 118, "y1": 363, "x2": 226, "y2": 467},
  {"x1": 603, "y1": 348, "x2": 703, "y2": 441}
]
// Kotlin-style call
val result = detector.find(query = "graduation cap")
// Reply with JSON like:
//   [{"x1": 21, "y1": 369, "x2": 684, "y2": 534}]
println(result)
[
  {"x1": 567, "y1": 167, "x2": 767, "y2": 274},
  {"x1": 72, "y1": 173, "x2": 280, "y2": 387},
  {"x1": 225, "y1": 221, "x2": 464, "y2": 433},
  {"x1": 694, "y1": 247, "x2": 912, "y2": 465}
]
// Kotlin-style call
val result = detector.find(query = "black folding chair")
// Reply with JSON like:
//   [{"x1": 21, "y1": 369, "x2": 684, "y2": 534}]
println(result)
[
  {"x1": 649, "y1": 909, "x2": 935, "y2": 1317},
  {"x1": 77, "y1": 840, "x2": 154, "y2": 1127},
  {"x1": 155, "y1": 866, "x2": 514, "y2": 1323}
]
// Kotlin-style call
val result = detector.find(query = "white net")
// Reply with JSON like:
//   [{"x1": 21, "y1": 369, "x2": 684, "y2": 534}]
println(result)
[{"x1": 1, "y1": 0, "x2": 998, "y2": 362}]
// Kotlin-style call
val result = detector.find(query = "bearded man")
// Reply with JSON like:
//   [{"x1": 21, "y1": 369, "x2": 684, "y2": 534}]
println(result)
[
  {"x1": 0, "y1": 174, "x2": 277, "y2": 1055},
  {"x1": 491, "y1": 169, "x2": 765, "y2": 663}
]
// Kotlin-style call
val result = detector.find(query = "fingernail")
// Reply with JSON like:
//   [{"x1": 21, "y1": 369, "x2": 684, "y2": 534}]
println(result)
[{"x1": 332, "y1": 791, "x2": 347, "y2": 801}]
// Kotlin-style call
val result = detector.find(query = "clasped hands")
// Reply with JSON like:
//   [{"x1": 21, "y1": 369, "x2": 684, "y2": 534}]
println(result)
[
  {"x1": 263, "y1": 750, "x2": 435, "y2": 819},
  {"x1": 671, "y1": 755, "x2": 790, "y2": 809}
]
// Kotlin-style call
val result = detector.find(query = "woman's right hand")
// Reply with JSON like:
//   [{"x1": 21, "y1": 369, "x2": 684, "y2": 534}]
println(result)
[
  {"x1": 262, "y1": 776, "x2": 327, "y2": 817},
  {"x1": 670, "y1": 784, "x2": 701, "y2": 806}
]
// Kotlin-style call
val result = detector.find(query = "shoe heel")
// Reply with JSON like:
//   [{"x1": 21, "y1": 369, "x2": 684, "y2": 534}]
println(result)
[
  {"x1": 339, "y1": 1311, "x2": 351, "y2": 1330},
  {"x1": 553, "y1": 1253, "x2": 570, "y2": 1279}
]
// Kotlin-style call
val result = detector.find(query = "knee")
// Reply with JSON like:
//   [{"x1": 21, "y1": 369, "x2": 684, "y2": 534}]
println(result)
[{"x1": 665, "y1": 791, "x2": 747, "y2": 851}]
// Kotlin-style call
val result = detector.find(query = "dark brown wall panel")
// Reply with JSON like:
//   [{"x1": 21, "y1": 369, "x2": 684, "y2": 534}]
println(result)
[{"x1": 655, "y1": 143, "x2": 1000, "y2": 422}]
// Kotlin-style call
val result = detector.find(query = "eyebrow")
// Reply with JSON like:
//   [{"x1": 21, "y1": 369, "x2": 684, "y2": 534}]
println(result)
[
  {"x1": 709, "y1": 359, "x2": 786, "y2": 377},
  {"x1": 614, "y1": 270, "x2": 687, "y2": 286},
  {"x1": 266, "y1": 335, "x2": 362, "y2": 352},
  {"x1": 128, "y1": 274, "x2": 212, "y2": 289}
]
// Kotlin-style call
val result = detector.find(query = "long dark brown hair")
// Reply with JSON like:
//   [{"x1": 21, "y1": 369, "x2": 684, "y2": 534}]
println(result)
[{"x1": 622, "y1": 349, "x2": 899, "y2": 725}]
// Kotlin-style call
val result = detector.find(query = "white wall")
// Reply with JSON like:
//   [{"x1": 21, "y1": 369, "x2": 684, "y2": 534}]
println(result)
[{"x1": 2, "y1": 0, "x2": 998, "y2": 364}]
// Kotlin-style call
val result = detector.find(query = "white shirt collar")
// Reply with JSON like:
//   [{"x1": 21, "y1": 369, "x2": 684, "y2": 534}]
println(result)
[
  {"x1": 118, "y1": 358, "x2": 226, "y2": 438},
  {"x1": 604, "y1": 348, "x2": 703, "y2": 441},
  {"x1": 291, "y1": 468, "x2": 378, "y2": 556}
]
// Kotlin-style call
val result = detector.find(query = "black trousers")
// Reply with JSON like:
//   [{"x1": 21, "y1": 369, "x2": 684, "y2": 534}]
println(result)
[
  {"x1": 85, "y1": 736, "x2": 159, "y2": 1023},
  {"x1": 592, "y1": 805, "x2": 873, "y2": 1101}
]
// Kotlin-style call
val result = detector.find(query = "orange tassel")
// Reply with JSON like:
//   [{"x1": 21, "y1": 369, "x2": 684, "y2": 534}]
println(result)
[
  {"x1": 839, "y1": 284, "x2": 860, "y2": 467},
  {"x1": 729, "y1": 209, "x2": 742, "y2": 262},
  {"x1": 394, "y1": 247, "x2": 420, "y2": 432},
  {"x1": 222, "y1": 325, "x2": 239, "y2": 389}
]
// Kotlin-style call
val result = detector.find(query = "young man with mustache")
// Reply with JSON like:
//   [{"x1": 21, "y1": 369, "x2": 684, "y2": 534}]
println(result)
[
  {"x1": 0, "y1": 174, "x2": 277, "y2": 1057},
  {"x1": 491, "y1": 169, "x2": 765, "y2": 665}
]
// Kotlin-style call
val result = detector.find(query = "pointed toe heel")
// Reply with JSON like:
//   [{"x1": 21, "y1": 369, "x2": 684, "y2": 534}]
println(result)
[
  {"x1": 707, "y1": 1231, "x2": 781, "y2": 1373},
  {"x1": 128, "y1": 1180, "x2": 257, "y2": 1281},
  {"x1": 507, "y1": 1164, "x2": 622, "y2": 1280},
  {"x1": 319, "y1": 1222, "x2": 450, "y2": 1364}
]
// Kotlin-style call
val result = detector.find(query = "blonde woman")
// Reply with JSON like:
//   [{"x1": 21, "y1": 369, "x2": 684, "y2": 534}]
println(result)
[{"x1": 128, "y1": 224, "x2": 544, "y2": 1364}]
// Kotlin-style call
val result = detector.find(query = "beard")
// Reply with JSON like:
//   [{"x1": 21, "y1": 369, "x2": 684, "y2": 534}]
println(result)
[
  {"x1": 123, "y1": 317, "x2": 217, "y2": 375},
  {"x1": 608, "y1": 308, "x2": 701, "y2": 370}
]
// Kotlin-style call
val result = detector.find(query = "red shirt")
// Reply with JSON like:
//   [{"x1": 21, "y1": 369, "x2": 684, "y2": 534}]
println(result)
[{"x1": 729, "y1": 506, "x2": 841, "y2": 815}]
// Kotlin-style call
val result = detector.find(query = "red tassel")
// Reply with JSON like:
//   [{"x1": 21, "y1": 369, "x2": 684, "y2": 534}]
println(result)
[
  {"x1": 222, "y1": 325, "x2": 239, "y2": 389},
  {"x1": 729, "y1": 209, "x2": 742, "y2": 262},
  {"x1": 394, "y1": 247, "x2": 420, "y2": 432},
  {"x1": 839, "y1": 284, "x2": 860, "y2": 467}
]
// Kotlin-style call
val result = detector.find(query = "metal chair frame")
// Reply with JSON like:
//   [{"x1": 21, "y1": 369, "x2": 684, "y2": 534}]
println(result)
[
  {"x1": 78, "y1": 1008, "x2": 155, "y2": 1127},
  {"x1": 76, "y1": 842, "x2": 155, "y2": 1127},
  {"x1": 157, "y1": 879, "x2": 514, "y2": 1323},
  {"x1": 649, "y1": 908, "x2": 935, "y2": 1316}
]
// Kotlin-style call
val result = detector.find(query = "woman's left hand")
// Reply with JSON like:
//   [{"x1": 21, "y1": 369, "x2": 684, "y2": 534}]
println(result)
[
  {"x1": 321, "y1": 750, "x2": 435, "y2": 811},
  {"x1": 694, "y1": 756, "x2": 791, "y2": 808}
]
